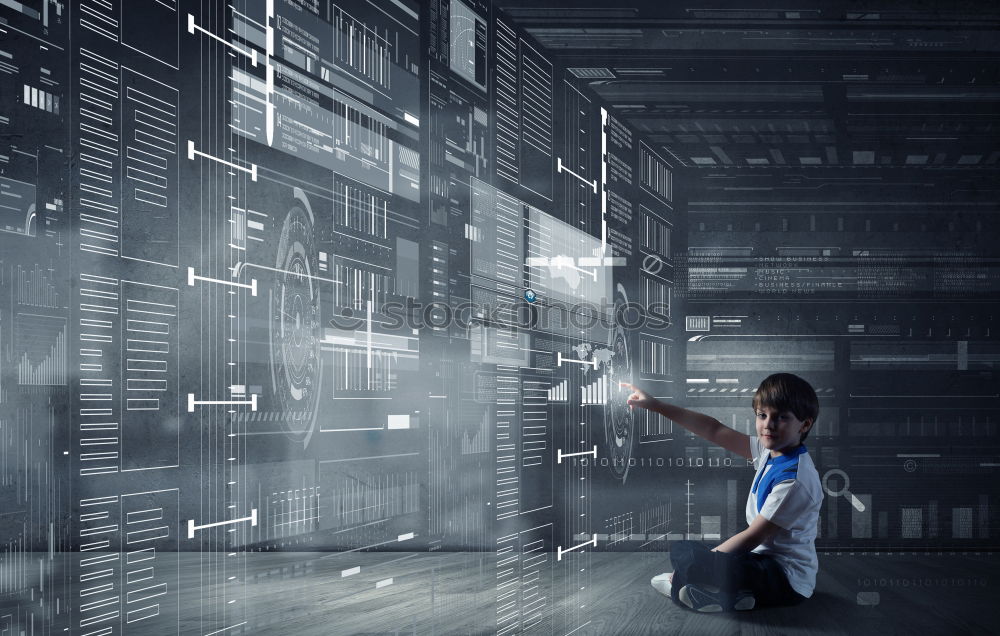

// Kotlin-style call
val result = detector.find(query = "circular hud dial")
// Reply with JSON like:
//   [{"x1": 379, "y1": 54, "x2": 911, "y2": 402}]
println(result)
[
  {"x1": 269, "y1": 201, "x2": 322, "y2": 445},
  {"x1": 604, "y1": 283, "x2": 635, "y2": 482}
]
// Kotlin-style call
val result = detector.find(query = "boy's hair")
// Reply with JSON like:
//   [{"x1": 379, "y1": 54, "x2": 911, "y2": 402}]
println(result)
[{"x1": 752, "y1": 373, "x2": 819, "y2": 443}]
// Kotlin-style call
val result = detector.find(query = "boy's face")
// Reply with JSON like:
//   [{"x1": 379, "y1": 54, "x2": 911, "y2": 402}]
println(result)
[{"x1": 755, "y1": 405, "x2": 812, "y2": 457}]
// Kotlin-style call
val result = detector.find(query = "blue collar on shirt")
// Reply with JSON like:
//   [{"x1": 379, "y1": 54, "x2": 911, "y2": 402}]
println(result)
[{"x1": 751, "y1": 443, "x2": 807, "y2": 512}]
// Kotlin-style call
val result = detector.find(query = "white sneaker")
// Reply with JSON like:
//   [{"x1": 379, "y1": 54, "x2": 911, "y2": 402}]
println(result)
[
  {"x1": 677, "y1": 584, "x2": 756, "y2": 612},
  {"x1": 650, "y1": 572, "x2": 673, "y2": 597},
  {"x1": 678, "y1": 584, "x2": 723, "y2": 612}
]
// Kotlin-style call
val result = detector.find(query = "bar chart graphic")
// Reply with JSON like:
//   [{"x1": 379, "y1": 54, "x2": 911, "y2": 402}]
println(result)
[
  {"x1": 15, "y1": 264, "x2": 61, "y2": 309},
  {"x1": 547, "y1": 379, "x2": 567, "y2": 402},
  {"x1": 581, "y1": 375, "x2": 608, "y2": 405}
]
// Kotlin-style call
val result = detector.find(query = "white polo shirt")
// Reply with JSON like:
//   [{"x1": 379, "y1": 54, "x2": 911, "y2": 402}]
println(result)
[{"x1": 745, "y1": 435, "x2": 824, "y2": 598}]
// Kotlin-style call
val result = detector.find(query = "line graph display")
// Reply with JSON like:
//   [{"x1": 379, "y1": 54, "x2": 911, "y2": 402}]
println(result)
[{"x1": 14, "y1": 313, "x2": 67, "y2": 386}]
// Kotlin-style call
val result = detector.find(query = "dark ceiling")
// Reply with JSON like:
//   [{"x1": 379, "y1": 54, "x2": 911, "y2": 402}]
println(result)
[{"x1": 498, "y1": 0, "x2": 1000, "y2": 171}]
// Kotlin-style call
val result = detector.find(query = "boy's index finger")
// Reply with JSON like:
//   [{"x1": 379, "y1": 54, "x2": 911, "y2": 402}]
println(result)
[{"x1": 618, "y1": 382, "x2": 635, "y2": 390}]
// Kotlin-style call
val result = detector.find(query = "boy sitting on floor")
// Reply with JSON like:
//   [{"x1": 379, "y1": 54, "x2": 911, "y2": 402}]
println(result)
[{"x1": 621, "y1": 373, "x2": 824, "y2": 612}]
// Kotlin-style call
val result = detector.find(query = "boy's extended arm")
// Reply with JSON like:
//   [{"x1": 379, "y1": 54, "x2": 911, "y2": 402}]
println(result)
[
  {"x1": 649, "y1": 401, "x2": 752, "y2": 460},
  {"x1": 621, "y1": 384, "x2": 753, "y2": 459},
  {"x1": 712, "y1": 514, "x2": 783, "y2": 554}
]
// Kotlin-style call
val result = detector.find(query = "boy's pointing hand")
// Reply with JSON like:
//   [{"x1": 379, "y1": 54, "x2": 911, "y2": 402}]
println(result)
[{"x1": 620, "y1": 382, "x2": 656, "y2": 412}]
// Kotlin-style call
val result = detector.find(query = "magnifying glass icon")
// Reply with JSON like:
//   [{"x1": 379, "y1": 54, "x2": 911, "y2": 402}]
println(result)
[{"x1": 822, "y1": 469, "x2": 865, "y2": 512}]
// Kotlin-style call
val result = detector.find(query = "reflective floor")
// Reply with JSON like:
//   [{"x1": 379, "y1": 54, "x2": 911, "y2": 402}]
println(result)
[{"x1": 3, "y1": 551, "x2": 996, "y2": 634}]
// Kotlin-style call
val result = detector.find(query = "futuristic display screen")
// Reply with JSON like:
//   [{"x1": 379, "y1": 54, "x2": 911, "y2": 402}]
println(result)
[{"x1": 0, "y1": 0, "x2": 997, "y2": 633}]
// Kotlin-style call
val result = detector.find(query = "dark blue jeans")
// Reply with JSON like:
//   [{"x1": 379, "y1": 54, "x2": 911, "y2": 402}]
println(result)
[{"x1": 668, "y1": 540, "x2": 808, "y2": 610}]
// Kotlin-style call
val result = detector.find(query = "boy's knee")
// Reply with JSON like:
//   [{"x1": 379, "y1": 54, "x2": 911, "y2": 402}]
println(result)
[
  {"x1": 671, "y1": 540, "x2": 705, "y2": 550},
  {"x1": 668, "y1": 540, "x2": 699, "y2": 559}
]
